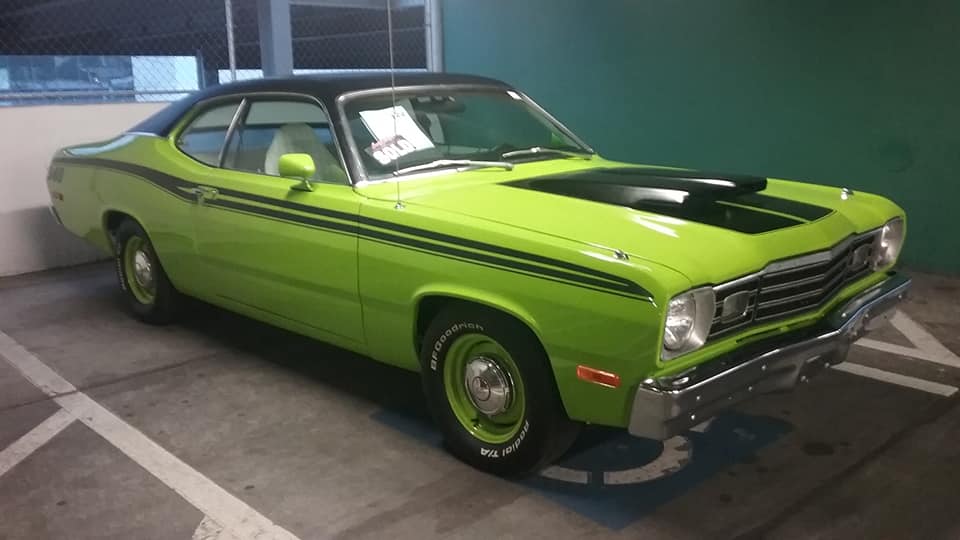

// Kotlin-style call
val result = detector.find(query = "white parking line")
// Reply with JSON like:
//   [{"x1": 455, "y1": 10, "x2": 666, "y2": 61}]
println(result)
[
  {"x1": 540, "y1": 465, "x2": 589, "y2": 484},
  {"x1": 0, "y1": 333, "x2": 76, "y2": 396},
  {"x1": 833, "y1": 362, "x2": 958, "y2": 397},
  {"x1": 856, "y1": 312, "x2": 960, "y2": 368},
  {"x1": 0, "y1": 408, "x2": 74, "y2": 479},
  {"x1": 857, "y1": 339, "x2": 960, "y2": 368},
  {"x1": 193, "y1": 517, "x2": 224, "y2": 540},
  {"x1": 193, "y1": 515, "x2": 240, "y2": 540},
  {"x1": 0, "y1": 331, "x2": 300, "y2": 540}
]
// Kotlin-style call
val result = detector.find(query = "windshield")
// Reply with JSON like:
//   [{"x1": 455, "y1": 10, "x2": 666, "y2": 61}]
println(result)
[{"x1": 342, "y1": 89, "x2": 590, "y2": 179}]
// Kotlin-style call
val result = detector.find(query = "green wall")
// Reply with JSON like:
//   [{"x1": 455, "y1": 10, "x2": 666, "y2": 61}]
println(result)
[{"x1": 442, "y1": 0, "x2": 959, "y2": 274}]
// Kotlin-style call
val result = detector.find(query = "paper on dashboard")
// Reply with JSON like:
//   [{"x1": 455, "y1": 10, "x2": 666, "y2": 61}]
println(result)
[{"x1": 359, "y1": 105, "x2": 435, "y2": 151}]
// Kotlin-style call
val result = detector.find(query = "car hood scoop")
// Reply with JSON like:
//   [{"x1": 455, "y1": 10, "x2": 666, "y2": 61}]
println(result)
[{"x1": 505, "y1": 167, "x2": 831, "y2": 234}]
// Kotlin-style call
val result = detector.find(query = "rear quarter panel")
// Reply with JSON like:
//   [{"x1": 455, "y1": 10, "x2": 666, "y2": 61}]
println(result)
[
  {"x1": 48, "y1": 150, "x2": 111, "y2": 252},
  {"x1": 51, "y1": 134, "x2": 198, "y2": 295}
]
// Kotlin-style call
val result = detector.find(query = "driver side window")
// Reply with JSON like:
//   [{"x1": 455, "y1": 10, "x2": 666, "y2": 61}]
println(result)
[{"x1": 223, "y1": 99, "x2": 347, "y2": 184}]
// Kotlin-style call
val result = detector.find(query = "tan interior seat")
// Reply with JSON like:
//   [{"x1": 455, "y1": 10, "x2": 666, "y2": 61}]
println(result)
[{"x1": 264, "y1": 123, "x2": 347, "y2": 183}]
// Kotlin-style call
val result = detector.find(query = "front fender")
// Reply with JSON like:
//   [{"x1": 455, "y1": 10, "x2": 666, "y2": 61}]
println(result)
[
  {"x1": 412, "y1": 283, "x2": 543, "y2": 343},
  {"x1": 356, "y1": 194, "x2": 692, "y2": 428},
  {"x1": 404, "y1": 266, "x2": 688, "y2": 429}
]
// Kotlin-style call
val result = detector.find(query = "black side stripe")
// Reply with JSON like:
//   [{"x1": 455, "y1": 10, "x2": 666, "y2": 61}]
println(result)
[
  {"x1": 212, "y1": 196, "x2": 651, "y2": 298},
  {"x1": 54, "y1": 156, "x2": 653, "y2": 301},
  {"x1": 197, "y1": 182, "x2": 641, "y2": 294},
  {"x1": 214, "y1": 198, "x2": 651, "y2": 298},
  {"x1": 214, "y1": 198, "x2": 647, "y2": 300}
]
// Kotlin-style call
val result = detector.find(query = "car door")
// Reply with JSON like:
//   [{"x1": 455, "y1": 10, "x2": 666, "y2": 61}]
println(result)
[{"x1": 178, "y1": 95, "x2": 363, "y2": 345}]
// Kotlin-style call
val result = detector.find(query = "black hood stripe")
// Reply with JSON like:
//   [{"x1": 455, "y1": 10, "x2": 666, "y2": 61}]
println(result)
[
  {"x1": 53, "y1": 157, "x2": 652, "y2": 301},
  {"x1": 506, "y1": 167, "x2": 834, "y2": 234},
  {"x1": 733, "y1": 193, "x2": 833, "y2": 222}
]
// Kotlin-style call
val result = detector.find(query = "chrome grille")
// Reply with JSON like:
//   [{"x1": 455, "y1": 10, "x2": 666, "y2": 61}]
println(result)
[{"x1": 709, "y1": 231, "x2": 878, "y2": 339}]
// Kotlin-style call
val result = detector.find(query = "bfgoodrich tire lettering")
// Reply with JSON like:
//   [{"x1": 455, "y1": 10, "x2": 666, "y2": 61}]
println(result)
[{"x1": 419, "y1": 303, "x2": 579, "y2": 476}]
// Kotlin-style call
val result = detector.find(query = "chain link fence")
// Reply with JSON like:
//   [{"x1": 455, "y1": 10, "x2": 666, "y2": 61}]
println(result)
[
  {"x1": 0, "y1": 0, "x2": 429, "y2": 106},
  {"x1": 291, "y1": 2, "x2": 426, "y2": 72}
]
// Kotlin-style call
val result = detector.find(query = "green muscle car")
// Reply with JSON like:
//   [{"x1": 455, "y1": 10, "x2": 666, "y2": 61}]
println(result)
[{"x1": 47, "y1": 73, "x2": 910, "y2": 475}]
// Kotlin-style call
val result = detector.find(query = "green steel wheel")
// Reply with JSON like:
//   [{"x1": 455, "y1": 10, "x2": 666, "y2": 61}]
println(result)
[
  {"x1": 122, "y1": 235, "x2": 157, "y2": 305},
  {"x1": 442, "y1": 333, "x2": 527, "y2": 445},
  {"x1": 114, "y1": 218, "x2": 180, "y2": 324},
  {"x1": 420, "y1": 303, "x2": 580, "y2": 476}
]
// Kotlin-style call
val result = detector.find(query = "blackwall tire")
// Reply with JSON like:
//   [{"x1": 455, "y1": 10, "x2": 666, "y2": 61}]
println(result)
[{"x1": 114, "y1": 219, "x2": 179, "y2": 324}]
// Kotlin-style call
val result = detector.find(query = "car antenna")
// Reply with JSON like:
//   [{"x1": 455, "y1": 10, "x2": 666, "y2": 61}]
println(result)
[{"x1": 387, "y1": 0, "x2": 403, "y2": 210}]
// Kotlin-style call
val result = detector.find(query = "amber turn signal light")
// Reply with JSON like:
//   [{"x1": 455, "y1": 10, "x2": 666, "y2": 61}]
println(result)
[{"x1": 576, "y1": 365, "x2": 621, "y2": 388}]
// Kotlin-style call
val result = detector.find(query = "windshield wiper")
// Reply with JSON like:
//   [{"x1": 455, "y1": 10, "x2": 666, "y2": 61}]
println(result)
[
  {"x1": 392, "y1": 159, "x2": 514, "y2": 176},
  {"x1": 501, "y1": 146, "x2": 594, "y2": 160}
]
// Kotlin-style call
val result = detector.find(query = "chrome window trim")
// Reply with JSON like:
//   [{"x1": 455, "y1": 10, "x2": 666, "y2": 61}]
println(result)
[
  {"x1": 171, "y1": 96, "x2": 245, "y2": 169},
  {"x1": 171, "y1": 91, "x2": 354, "y2": 185},
  {"x1": 515, "y1": 90, "x2": 595, "y2": 154},
  {"x1": 123, "y1": 131, "x2": 163, "y2": 138},
  {"x1": 335, "y1": 83, "x2": 595, "y2": 184},
  {"x1": 218, "y1": 97, "x2": 248, "y2": 168}
]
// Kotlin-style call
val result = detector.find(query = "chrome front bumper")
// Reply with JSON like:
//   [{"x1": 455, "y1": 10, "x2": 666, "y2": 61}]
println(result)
[{"x1": 628, "y1": 273, "x2": 911, "y2": 440}]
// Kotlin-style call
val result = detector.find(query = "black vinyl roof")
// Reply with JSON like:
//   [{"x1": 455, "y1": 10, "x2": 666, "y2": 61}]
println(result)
[{"x1": 131, "y1": 72, "x2": 511, "y2": 136}]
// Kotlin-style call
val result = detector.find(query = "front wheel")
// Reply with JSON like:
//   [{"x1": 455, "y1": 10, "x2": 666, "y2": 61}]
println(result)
[
  {"x1": 419, "y1": 304, "x2": 579, "y2": 476},
  {"x1": 114, "y1": 219, "x2": 180, "y2": 324}
]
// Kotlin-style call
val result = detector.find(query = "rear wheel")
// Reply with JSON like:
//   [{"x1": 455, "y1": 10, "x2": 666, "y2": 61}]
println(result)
[
  {"x1": 419, "y1": 303, "x2": 579, "y2": 476},
  {"x1": 114, "y1": 219, "x2": 179, "y2": 324}
]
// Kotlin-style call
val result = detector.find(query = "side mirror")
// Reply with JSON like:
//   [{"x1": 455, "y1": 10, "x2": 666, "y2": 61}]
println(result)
[{"x1": 279, "y1": 153, "x2": 316, "y2": 192}]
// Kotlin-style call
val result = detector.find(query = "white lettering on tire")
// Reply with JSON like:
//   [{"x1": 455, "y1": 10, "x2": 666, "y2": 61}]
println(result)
[
  {"x1": 429, "y1": 322, "x2": 484, "y2": 371},
  {"x1": 480, "y1": 420, "x2": 529, "y2": 459}
]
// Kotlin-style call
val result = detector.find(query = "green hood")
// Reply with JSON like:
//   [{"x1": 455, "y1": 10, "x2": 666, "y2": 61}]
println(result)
[{"x1": 391, "y1": 162, "x2": 904, "y2": 286}]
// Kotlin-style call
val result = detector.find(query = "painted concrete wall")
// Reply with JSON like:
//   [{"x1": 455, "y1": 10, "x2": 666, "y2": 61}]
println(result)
[
  {"x1": 442, "y1": 0, "x2": 960, "y2": 274},
  {"x1": 0, "y1": 102, "x2": 165, "y2": 276}
]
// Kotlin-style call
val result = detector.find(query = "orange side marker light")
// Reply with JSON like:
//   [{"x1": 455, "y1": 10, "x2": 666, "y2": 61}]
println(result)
[{"x1": 576, "y1": 365, "x2": 621, "y2": 388}]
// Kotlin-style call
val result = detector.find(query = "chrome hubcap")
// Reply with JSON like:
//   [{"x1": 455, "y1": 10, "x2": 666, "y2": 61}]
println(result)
[
  {"x1": 464, "y1": 356, "x2": 512, "y2": 416},
  {"x1": 132, "y1": 249, "x2": 154, "y2": 290}
]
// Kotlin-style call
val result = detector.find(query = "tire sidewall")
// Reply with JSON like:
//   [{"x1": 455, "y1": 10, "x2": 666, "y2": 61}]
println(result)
[
  {"x1": 420, "y1": 308, "x2": 560, "y2": 475},
  {"x1": 114, "y1": 220, "x2": 173, "y2": 322}
]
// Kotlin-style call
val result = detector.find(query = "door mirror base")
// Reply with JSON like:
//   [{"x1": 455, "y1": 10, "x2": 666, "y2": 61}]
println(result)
[{"x1": 291, "y1": 179, "x2": 314, "y2": 192}]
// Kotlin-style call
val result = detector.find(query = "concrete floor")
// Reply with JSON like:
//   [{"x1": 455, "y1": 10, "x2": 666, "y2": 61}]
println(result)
[{"x1": 1, "y1": 262, "x2": 958, "y2": 540}]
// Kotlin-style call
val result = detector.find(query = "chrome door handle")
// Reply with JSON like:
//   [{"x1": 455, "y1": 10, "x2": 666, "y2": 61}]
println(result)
[{"x1": 188, "y1": 186, "x2": 219, "y2": 203}]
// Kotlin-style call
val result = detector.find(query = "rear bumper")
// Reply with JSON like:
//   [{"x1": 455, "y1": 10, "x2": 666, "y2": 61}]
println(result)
[{"x1": 628, "y1": 273, "x2": 911, "y2": 440}]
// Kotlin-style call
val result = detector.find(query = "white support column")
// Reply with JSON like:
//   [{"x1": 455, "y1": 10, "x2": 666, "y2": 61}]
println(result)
[
  {"x1": 257, "y1": 0, "x2": 294, "y2": 76},
  {"x1": 424, "y1": 0, "x2": 443, "y2": 71},
  {"x1": 224, "y1": 0, "x2": 238, "y2": 81}
]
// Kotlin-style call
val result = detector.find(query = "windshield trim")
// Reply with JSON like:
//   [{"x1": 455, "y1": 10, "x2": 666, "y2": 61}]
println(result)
[{"x1": 335, "y1": 83, "x2": 595, "y2": 185}]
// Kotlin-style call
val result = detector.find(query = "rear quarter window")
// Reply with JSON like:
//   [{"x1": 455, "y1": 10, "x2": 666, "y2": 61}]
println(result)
[{"x1": 176, "y1": 102, "x2": 240, "y2": 166}]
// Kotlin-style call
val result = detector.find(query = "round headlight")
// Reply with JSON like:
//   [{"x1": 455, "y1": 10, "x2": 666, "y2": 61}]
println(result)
[
  {"x1": 664, "y1": 293, "x2": 696, "y2": 350},
  {"x1": 873, "y1": 218, "x2": 904, "y2": 269}
]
